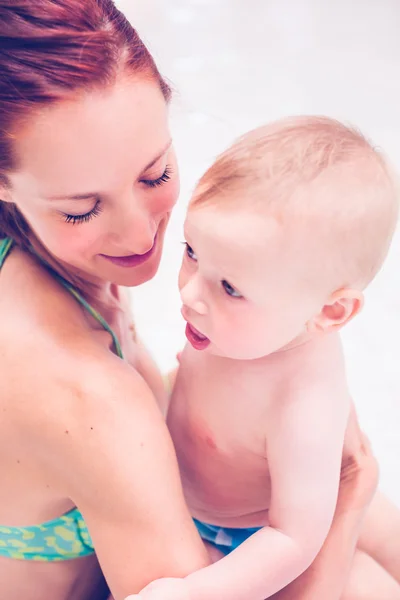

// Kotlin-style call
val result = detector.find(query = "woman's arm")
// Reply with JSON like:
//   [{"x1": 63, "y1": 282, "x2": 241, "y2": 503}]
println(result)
[
  {"x1": 125, "y1": 422, "x2": 378, "y2": 600},
  {"x1": 270, "y1": 421, "x2": 378, "y2": 600},
  {"x1": 35, "y1": 354, "x2": 210, "y2": 600}
]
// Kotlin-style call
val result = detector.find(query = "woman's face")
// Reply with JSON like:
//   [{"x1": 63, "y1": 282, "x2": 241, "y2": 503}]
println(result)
[{"x1": 6, "y1": 77, "x2": 179, "y2": 287}]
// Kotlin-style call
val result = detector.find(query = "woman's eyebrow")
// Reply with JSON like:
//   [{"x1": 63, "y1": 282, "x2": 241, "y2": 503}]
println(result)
[
  {"x1": 142, "y1": 139, "x2": 172, "y2": 172},
  {"x1": 46, "y1": 191, "x2": 98, "y2": 201}
]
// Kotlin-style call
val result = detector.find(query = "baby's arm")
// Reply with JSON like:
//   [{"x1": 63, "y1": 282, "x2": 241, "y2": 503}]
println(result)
[
  {"x1": 271, "y1": 420, "x2": 379, "y2": 600},
  {"x1": 131, "y1": 386, "x2": 349, "y2": 600}
]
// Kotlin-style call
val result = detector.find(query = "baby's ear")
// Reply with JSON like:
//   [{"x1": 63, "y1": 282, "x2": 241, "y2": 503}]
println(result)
[{"x1": 307, "y1": 289, "x2": 364, "y2": 334}]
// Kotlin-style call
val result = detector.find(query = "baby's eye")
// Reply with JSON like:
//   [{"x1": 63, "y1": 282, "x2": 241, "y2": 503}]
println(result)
[
  {"x1": 222, "y1": 280, "x2": 243, "y2": 298},
  {"x1": 185, "y1": 243, "x2": 198, "y2": 261}
]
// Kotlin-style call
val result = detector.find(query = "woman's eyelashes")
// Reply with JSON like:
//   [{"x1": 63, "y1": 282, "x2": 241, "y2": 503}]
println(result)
[{"x1": 62, "y1": 166, "x2": 173, "y2": 224}]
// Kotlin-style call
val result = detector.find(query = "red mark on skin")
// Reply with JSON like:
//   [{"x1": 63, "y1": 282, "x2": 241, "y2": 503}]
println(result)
[{"x1": 205, "y1": 435, "x2": 217, "y2": 450}]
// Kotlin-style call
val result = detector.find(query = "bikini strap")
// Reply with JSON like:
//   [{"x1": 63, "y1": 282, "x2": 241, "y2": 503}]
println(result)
[
  {"x1": 0, "y1": 238, "x2": 13, "y2": 269},
  {"x1": 0, "y1": 237, "x2": 123, "y2": 359},
  {"x1": 53, "y1": 274, "x2": 124, "y2": 360}
]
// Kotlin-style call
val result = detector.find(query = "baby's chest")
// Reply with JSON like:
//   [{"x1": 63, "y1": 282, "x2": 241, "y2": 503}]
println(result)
[
  {"x1": 168, "y1": 362, "x2": 271, "y2": 470},
  {"x1": 167, "y1": 367, "x2": 274, "y2": 516}
]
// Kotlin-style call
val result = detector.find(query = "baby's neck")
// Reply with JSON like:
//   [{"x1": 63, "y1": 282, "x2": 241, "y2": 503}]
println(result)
[
  {"x1": 209, "y1": 331, "x2": 337, "y2": 370},
  {"x1": 274, "y1": 329, "x2": 315, "y2": 354}
]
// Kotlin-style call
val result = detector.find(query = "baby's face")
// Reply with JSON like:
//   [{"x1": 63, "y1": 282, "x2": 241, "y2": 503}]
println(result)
[{"x1": 179, "y1": 205, "x2": 322, "y2": 360}]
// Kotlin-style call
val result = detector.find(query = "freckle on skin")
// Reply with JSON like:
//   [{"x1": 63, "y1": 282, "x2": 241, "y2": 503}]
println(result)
[
  {"x1": 17, "y1": 460, "x2": 20, "y2": 464},
  {"x1": 65, "y1": 430, "x2": 69, "y2": 434},
  {"x1": 205, "y1": 435, "x2": 217, "y2": 450}
]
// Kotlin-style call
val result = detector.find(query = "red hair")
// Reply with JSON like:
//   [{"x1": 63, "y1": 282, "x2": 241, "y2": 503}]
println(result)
[{"x1": 0, "y1": 0, "x2": 171, "y2": 245}]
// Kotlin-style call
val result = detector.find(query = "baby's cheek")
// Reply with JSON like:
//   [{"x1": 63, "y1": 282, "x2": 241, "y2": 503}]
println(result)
[
  {"x1": 221, "y1": 319, "x2": 250, "y2": 348},
  {"x1": 229, "y1": 315, "x2": 269, "y2": 355}
]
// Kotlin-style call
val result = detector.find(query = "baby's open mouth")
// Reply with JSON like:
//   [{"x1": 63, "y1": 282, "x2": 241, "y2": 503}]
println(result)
[{"x1": 185, "y1": 322, "x2": 210, "y2": 350}]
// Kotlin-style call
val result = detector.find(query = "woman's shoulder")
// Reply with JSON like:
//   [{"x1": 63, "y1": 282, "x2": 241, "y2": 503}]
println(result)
[
  {"x1": 3, "y1": 314, "x2": 164, "y2": 469},
  {"x1": 0, "y1": 245, "x2": 90, "y2": 342},
  {"x1": 0, "y1": 247, "x2": 161, "y2": 436},
  {"x1": 26, "y1": 344, "x2": 170, "y2": 505}
]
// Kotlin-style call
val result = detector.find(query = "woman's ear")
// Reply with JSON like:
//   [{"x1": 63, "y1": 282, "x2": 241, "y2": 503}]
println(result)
[
  {"x1": 0, "y1": 182, "x2": 12, "y2": 203},
  {"x1": 307, "y1": 289, "x2": 364, "y2": 334}
]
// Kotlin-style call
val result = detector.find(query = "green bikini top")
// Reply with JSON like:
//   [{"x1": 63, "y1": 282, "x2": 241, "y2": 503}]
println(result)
[{"x1": 0, "y1": 237, "x2": 124, "y2": 562}]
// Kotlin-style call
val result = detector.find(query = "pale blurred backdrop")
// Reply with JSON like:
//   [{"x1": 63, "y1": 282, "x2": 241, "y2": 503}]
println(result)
[{"x1": 116, "y1": 0, "x2": 400, "y2": 505}]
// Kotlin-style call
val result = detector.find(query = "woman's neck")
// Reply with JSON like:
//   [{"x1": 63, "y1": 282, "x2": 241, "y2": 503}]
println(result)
[{"x1": 28, "y1": 235, "x2": 121, "y2": 314}]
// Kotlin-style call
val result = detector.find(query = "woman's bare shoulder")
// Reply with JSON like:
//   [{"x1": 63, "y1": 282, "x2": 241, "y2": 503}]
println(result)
[
  {"x1": 4, "y1": 325, "x2": 167, "y2": 501},
  {"x1": 32, "y1": 348, "x2": 174, "y2": 509},
  {"x1": 0, "y1": 248, "x2": 161, "y2": 444},
  {"x1": 0, "y1": 246, "x2": 94, "y2": 345}
]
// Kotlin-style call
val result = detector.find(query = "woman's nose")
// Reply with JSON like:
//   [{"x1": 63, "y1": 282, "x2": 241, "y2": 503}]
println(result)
[{"x1": 110, "y1": 192, "x2": 155, "y2": 253}]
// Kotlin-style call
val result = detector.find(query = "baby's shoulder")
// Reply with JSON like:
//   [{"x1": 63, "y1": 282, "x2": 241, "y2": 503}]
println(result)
[
  {"x1": 267, "y1": 339, "x2": 349, "y2": 432},
  {"x1": 281, "y1": 334, "x2": 346, "y2": 394}
]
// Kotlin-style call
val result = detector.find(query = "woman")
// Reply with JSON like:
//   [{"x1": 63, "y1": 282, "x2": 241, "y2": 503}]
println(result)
[{"x1": 0, "y1": 1, "x2": 388, "y2": 599}]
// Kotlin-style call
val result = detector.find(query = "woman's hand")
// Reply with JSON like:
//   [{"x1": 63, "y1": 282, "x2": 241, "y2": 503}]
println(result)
[
  {"x1": 336, "y1": 406, "x2": 379, "y2": 518},
  {"x1": 125, "y1": 577, "x2": 190, "y2": 600}
]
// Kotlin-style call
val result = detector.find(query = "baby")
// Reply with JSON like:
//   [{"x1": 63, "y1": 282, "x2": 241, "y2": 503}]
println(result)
[{"x1": 132, "y1": 116, "x2": 398, "y2": 600}]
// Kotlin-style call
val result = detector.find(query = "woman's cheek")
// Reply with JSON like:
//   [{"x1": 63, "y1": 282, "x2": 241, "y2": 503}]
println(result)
[
  {"x1": 156, "y1": 157, "x2": 180, "y2": 214},
  {"x1": 41, "y1": 221, "x2": 102, "y2": 262},
  {"x1": 162, "y1": 176, "x2": 180, "y2": 213}
]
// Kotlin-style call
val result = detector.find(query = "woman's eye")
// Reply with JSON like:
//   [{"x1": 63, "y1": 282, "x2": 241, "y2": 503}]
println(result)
[
  {"x1": 222, "y1": 280, "x2": 242, "y2": 298},
  {"x1": 141, "y1": 165, "x2": 172, "y2": 188},
  {"x1": 63, "y1": 201, "x2": 102, "y2": 225},
  {"x1": 185, "y1": 243, "x2": 198, "y2": 261}
]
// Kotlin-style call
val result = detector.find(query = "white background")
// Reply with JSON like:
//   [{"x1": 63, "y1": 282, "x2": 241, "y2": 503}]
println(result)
[{"x1": 116, "y1": 0, "x2": 400, "y2": 506}]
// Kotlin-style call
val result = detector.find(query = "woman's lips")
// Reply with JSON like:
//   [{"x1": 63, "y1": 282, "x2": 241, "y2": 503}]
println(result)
[{"x1": 101, "y1": 234, "x2": 157, "y2": 268}]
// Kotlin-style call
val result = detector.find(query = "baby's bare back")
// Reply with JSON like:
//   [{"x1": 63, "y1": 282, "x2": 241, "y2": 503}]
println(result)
[{"x1": 167, "y1": 334, "x2": 353, "y2": 529}]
